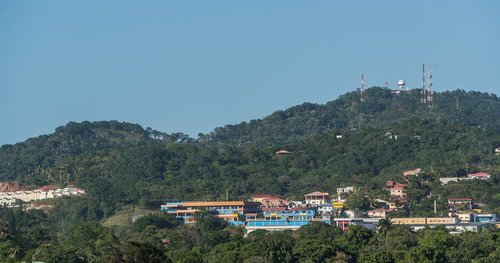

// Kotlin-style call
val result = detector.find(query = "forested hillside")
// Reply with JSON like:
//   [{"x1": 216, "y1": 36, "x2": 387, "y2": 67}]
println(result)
[
  {"x1": 0, "y1": 88, "x2": 499, "y2": 262},
  {"x1": 203, "y1": 88, "x2": 500, "y2": 147},
  {"x1": 0, "y1": 89, "x2": 499, "y2": 203}
]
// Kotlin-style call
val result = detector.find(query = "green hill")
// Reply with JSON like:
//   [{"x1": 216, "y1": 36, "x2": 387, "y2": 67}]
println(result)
[
  {"x1": 0, "y1": 88, "x2": 498, "y2": 216},
  {"x1": 0, "y1": 88, "x2": 499, "y2": 262},
  {"x1": 202, "y1": 88, "x2": 500, "y2": 147}
]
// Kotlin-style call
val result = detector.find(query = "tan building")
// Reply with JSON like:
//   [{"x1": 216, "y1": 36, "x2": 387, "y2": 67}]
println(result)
[
  {"x1": 392, "y1": 217, "x2": 458, "y2": 225},
  {"x1": 304, "y1": 191, "x2": 329, "y2": 206},
  {"x1": 250, "y1": 194, "x2": 277, "y2": 203},
  {"x1": 403, "y1": 168, "x2": 422, "y2": 178},
  {"x1": 390, "y1": 186, "x2": 405, "y2": 197},
  {"x1": 367, "y1": 208, "x2": 390, "y2": 218}
]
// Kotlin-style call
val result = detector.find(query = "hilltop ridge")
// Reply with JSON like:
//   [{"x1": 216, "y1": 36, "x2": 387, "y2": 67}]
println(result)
[
  {"x1": 201, "y1": 88, "x2": 500, "y2": 147},
  {"x1": 0, "y1": 88, "x2": 498, "y2": 208}
]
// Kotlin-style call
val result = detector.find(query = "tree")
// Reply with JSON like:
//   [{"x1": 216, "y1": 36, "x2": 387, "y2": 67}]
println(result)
[
  {"x1": 376, "y1": 218, "x2": 392, "y2": 244},
  {"x1": 345, "y1": 191, "x2": 370, "y2": 215}
]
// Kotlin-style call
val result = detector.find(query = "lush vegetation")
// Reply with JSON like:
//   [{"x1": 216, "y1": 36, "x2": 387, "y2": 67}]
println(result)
[
  {"x1": 0, "y1": 88, "x2": 499, "y2": 261},
  {"x1": 1, "y1": 209, "x2": 499, "y2": 262}
]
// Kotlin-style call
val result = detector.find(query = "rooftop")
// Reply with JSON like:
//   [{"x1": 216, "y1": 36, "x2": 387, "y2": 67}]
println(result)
[
  {"x1": 182, "y1": 201, "x2": 246, "y2": 207},
  {"x1": 305, "y1": 191, "x2": 329, "y2": 197},
  {"x1": 468, "y1": 172, "x2": 491, "y2": 177},
  {"x1": 448, "y1": 197, "x2": 473, "y2": 201}
]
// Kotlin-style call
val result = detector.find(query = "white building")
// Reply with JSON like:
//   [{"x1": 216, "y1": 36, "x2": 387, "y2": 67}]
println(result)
[{"x1": 336, "y1": 187, "x2": 354, "y2": 195}]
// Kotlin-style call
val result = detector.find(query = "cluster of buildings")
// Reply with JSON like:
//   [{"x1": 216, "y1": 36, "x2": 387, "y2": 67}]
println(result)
[
  {"x1": 160, "y1": 168, "x2": 498, "y2": 234},
  {"x1": 0, "y1": 185, "x2": 85, "y2": 208},
  {"x1": 161, "y1": 193, "x2": 497, "y2": 234},
  {"x1": 439, "y1": 172, "x2": 492, "y2": 184},
  {"x1": 161, "y1": 192, "x2": 347, "y2": 234}
]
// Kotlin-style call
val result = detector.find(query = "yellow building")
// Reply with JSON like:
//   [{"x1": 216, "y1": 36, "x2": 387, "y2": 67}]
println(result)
[{"x1": 392, "y1": 217, "x2": 458, "y2": 225}]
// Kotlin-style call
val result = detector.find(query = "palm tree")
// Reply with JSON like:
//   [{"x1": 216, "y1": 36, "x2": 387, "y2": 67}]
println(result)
[{"x1": 377, "y1": 218, "x2": 393, "y2": 245}]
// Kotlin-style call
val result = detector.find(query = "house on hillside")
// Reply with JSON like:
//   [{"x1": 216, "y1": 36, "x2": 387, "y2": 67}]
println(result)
[
  {"x1": 390, "y1": 186, "x2": 405, "y2": 197},
  {"x1": 403, "y1": 168, "x2": 422, "y2": 178},
  {"x1": 250, "y1": 194, "x2": 277, "y2": 203},
  {"x1": 439, "y1": 177, "x2": 464, "y2": 185},
  {"x1": 467, "y1": 172, "x2": 491, "y2": 180},
  {"x1": 367, "y1": 208, "x2": 392, "y2": 218},
  {"x1": 336, "y1": 187, "x2": 354, "y2": 195},
  {"x1": 447, "y1": 198, "x2": 473, "y2": 211},
  {"x1": 304, "y1": 192, "x2": 330, "y2": 206},
  {"x1": 259, "y1": 197, "x2": 289, "y2": 208}
]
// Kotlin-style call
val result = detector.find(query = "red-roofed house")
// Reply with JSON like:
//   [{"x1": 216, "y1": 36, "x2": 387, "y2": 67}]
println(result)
[
  {"x1": 467, "y1": 173, "x2": 491, "y2": 180},
  {"x1": 39, "y1": 185, "x2": 59, "y2": 191}
]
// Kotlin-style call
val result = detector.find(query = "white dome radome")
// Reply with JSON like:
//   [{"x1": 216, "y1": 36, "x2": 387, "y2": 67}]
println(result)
[{"x1": 398, "y1": 80, "x2": 405, "y2": 86}]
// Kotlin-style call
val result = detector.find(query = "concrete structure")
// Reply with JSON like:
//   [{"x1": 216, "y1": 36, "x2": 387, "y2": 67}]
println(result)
[
  {"x1": 287, "y1": 201, "x2": 305, "y2": 209},
  {"x1": 304, "y1": 192, "x2": 329, "y2": 206},
  {"x1": 333, "y1": 218, "x2": 381, "y2": 231},
  {"x1": 410, "y1": 223, "x2": 488, "y2": 234},
  {"x1": 451, "y1": 213, "x2": 497, "y2": 223},
  {"x1": 245, "y1": 207, "x2": 325, "y2": 234},
  {"x1": 439, "y1": 177, "x2": 464, "y2": 184},
  {"x1": 392, "y1": 217, "x2": 459, "y2": 225},
  {"x1": 448, "y1": 198, "x2": 473, "y2": 210},
  {"x1": 336, "y1": 187, "x2": 354, "y2": 195},
  {"x1": 455, "y1": 213, "x2": 472, "y2": 223},
  {"x1": 0, "y1": 187, "x2": 85, "y2": 208},
  {"x1": 390, "y1": 186, "x2": 406, "y2": 198},
  {"x1": 250, "y1": 194, "x2": 276, "y2": 203},
  {"x1": 259, "y1": 197, "x2": 289, "y2": 208},
  {"x1": 403, "y1": 168, "x2": 422, "y2": 177},
  {"x1": 473, "y1": 214, "x2": 496, "y2": 223},
  {"x1": 467, "y1": 172, "x2": 491, "y2": 180},
  {"x1": 318, "y1": 203, "x2": 333, "y2": 214},
  {"x1": 367, "y1": 208, "x2": 390, "y2": 218},
  {"x1": 161, "y1": 201, "x2": 261, "y2": 225}
]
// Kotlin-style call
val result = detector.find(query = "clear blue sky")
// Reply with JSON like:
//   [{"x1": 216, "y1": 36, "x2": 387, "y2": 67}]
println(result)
[{"x1": 1, "y1": 1, "x2": 499, "y2": 145}]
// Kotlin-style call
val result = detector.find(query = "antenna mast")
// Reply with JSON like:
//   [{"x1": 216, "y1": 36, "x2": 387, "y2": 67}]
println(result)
[
  {"x1": 421, "y1": 64, "x2": 426, "y2": 104},
  {"x1": 426, "y1": 65, "x2": 433, "y2": 107},
  {"x1": 359, "y1": 74, "x2": 366, "y2": 102}
]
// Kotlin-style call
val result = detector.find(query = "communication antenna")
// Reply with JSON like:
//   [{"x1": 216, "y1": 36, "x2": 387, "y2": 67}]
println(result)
[
  {"x1": 359, "y1": 74, "x2": 366, "y2": 102},
  {"x1": 384, "y1": 82, "x2": 388, "y2": 89},
  {"x1": 427, "y1": 65, "x2": 433, "y2": 107},
  {"x1": 421, "y1": 64, "x2": 426, "y2": 104}
]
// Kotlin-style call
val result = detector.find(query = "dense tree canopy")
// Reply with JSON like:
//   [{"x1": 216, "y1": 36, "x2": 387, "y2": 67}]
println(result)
[{"x1": 0, "y1": 88, "x2": 499, "y2": 261}]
